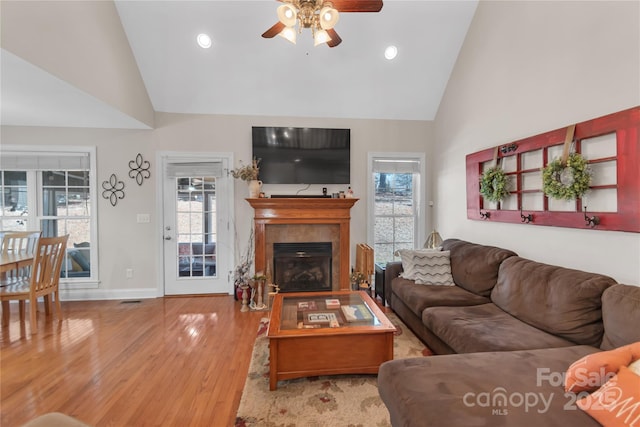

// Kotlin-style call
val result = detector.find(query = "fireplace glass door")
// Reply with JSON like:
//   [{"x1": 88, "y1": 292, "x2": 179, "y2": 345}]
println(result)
[{"x1": 273, "y1": 242, "x2": 332, "y2": 292}]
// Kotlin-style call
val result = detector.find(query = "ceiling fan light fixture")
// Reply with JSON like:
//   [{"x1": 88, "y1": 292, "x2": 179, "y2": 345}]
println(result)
[
  {"x1": 262, "y1": 0, "x2": 382, "y2": 47},
  {"x1": 314, "y1": 29, "x2": 331, "y2": 46},
  {"x1": 279, "y1": 26, "x2": 297, "y2": 44},
  {"x1": 277, "y1": 4, "x2": 297, "y2": 27},
  {"x1": 319, "y1": 6, "x2": 339, "y2": 30}
]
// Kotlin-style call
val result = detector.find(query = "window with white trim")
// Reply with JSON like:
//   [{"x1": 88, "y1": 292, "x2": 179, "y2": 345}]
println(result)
[
  {"x1": 368, "y1": 154, "x2": 425, "y2": 264},
  {"x1": 0, "y1": 171, "x2": 30, "y2": 231},
  {"x1": 0, "y1": 147, "x2": 98, "y2": 284}
]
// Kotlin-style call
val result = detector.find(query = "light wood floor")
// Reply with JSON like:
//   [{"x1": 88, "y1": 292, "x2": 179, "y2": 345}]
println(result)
[{"x1": 0, "y1": 296, "x2": 265, "y2": 427}]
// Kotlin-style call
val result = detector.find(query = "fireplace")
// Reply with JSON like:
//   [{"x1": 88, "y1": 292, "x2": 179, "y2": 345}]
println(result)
[
  {"x1": 247, "y1": 198, "x2": 358, "y2": 290},
  {"x1": 273, "y1": 242, "x2": 332, "y2": 293}
]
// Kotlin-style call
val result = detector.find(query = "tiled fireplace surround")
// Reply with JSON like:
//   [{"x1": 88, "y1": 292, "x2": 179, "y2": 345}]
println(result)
[{"x1": 247, "y1": 198, "x2": 358, "y2": 291}]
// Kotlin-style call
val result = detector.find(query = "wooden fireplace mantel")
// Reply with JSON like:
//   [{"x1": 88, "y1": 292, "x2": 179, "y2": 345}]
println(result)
[{"x1": 247, "y1": 198, "x2": 359, "y2": 290}]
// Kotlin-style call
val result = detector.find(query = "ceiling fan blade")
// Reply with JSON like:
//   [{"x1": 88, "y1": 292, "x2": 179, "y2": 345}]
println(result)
[
  {"x1": 326, "y1": 29, "x2": 342, "y2": 48},
  {"x1": 262, "y1": 22, "x2": 286, "y2": 38},
  {"x1": 331, "y1": 0, "x2": 383, "y2": 13}
]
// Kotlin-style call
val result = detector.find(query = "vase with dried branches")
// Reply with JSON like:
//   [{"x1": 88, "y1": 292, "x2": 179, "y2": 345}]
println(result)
[
  {"x1": 231, "y1": 158, "x2": 262, "y2": 198},
  {"x1": 234, "y1": 228, "x2": 254, "y2": 311}
]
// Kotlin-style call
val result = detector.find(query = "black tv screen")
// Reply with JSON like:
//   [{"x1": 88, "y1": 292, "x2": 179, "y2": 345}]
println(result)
[{"x1": 252, "y1": 127, "x2": 350, "y2": 184}]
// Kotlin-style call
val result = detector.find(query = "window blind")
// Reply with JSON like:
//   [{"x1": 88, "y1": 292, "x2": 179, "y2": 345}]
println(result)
[
  {"x1": 0, "y1": 152, "x2": 90, "y2": 170},
  {"x1": 165, "y1": 161, "x2": 224, "y2": 178},
  {"x1": 372, "y1": 159, "x2": 420, "y2": 174}
]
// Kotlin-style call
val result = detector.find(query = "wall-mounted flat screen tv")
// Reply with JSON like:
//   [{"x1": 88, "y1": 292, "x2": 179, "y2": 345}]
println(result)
[{"x1": 252, "y1": 126, "x2": 350, "y2": 184}]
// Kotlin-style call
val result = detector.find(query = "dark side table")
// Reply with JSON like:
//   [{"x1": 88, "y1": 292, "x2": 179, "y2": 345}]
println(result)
[{"x1": 374, "y1": 262, "x2": 386, "y2": 305}]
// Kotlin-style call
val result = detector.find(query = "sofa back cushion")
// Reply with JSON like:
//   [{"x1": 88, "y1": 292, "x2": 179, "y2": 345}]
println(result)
[
  {"x1": 441, "y1": 239, "x2": 517, "y2": 297},
  {"x1": 600, "y1": 284, "x2": 640, "y2": 350},
  {"x1": 491, "y1": 257, "x2": 616, "y2": 346}
]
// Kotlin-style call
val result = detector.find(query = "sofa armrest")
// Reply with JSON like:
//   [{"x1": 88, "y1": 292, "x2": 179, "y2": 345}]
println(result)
[{"x1": 383, "y1": 261, "x2": 404, "y2": 306}]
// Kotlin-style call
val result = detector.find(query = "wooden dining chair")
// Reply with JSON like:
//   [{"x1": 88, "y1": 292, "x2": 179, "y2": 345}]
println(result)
[
  {"x1": 0, "y1": 235, "x2": 69, "y2": 333},
  {"x1": 1, "y1": 231, "x2": 41, "y2": 279},
  {"x1": 1, "y1": 230, "x2": 42, "y2": 254}
]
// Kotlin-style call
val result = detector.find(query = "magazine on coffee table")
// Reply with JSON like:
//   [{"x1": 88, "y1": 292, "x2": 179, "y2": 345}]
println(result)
[
  {"x1": 302, "y1": 311, "x2": 341, "y2": 328},
  {"x1": 297, "y1": 301, "x2": 318, "y2": 310},
  {"x1": 341, "y1": 304, "x2": 374, "y2": 322}
]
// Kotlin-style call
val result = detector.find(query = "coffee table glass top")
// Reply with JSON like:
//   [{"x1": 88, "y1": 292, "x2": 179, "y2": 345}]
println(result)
[{"x1": 277, "y1": 291, "x2": 381, "y2": 331}]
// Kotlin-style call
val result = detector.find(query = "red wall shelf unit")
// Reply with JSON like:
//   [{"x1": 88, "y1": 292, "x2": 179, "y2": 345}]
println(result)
[{"x1": 466, "y1": 107, "x2": 640, "y2": 232}]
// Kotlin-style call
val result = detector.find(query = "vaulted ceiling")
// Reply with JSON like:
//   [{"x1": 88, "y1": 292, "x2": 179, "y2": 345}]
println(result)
[{"x1": 1, "y1": 0, "x2": 478, "y2": 129}]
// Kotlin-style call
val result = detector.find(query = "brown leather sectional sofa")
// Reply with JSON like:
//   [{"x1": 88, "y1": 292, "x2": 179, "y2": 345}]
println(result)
[{"x1": 378, "y1": 238, "x2": 640, "y2": 426}]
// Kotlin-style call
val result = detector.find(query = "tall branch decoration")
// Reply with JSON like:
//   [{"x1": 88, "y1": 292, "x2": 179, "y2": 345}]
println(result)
[
  {"x1": 102, "y1": 174, "x2": 125, "y2": 206},
  {"x1": 128, "y1": 153, "x2": 151, "y2": 186}
]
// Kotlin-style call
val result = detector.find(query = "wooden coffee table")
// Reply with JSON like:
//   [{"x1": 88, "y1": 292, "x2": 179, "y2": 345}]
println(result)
[{"x1": 267, "y1": 290, "x2": 396, "y2": 390}]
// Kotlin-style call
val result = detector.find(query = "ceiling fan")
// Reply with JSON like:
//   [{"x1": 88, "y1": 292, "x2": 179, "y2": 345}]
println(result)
[{"x1": 261, "y1": 0, "x2": 383, "y2": 48}]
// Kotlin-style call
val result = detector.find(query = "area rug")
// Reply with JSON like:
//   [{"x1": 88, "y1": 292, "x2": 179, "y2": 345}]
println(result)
[{"x1": 235, "y1": 313, "x2": 431, "y2": 427}]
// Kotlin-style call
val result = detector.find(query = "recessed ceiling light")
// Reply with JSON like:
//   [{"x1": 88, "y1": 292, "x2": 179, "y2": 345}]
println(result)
[
  {"x1": 197, "y1": 33, "x2": 212, "y2": 49},
  {"x1": 384, "y1": 45, "x2": 398, "y2": 60}
]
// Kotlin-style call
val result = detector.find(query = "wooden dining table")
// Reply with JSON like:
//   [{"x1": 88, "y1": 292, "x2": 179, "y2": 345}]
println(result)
[
  {"x1": 0, "y1": 252, "x2": 35, "y2": 275},
  {"x1": 1, "y1": 252, "x2": 35, "y2": 324}
]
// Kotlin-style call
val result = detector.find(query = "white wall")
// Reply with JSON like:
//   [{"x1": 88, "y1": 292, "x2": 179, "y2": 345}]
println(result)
[
  {"x1": 434, "y1": 1, "x2": 640, "y2": 285},
  {"x1": 1, "y1": 113, "x2": 431, "y2": 299},
  {"x1": 1, "y1": 0, "x2": 154, "y2": 128}
]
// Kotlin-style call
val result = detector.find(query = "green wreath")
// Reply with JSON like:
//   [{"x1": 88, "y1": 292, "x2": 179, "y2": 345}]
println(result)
[
  {"x1": 480, "y1": 166, "x2": 510, "y2": 202},
  {"x1": 542, "y1": 153, "x2": 591, "y2": 200}
]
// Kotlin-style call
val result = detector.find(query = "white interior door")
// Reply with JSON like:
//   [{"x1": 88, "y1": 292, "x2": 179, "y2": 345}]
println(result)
[{"x1": 161, "y1": 155, "x2": 233, "y2": 295}]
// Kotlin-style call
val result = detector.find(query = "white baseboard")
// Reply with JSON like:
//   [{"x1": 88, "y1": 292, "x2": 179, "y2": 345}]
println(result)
[{"x1": 59, "y1": 287, "x2": 161, "y2": 301}]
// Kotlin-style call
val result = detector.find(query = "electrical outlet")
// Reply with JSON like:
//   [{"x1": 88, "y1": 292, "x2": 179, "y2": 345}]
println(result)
[
  {"x1": 126, "y1": 268, "x2": 133, "y2": 279},
  {"x1": 137, "y1": 214, "x2": 150, "y2": 223}
]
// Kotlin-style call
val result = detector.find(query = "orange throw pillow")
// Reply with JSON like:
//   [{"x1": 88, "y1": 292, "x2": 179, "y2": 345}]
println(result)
[
  {"x1": 565, "y1": 342, "x2": 640, "y2": 393},
  {"x1": 577, "y1": 366, "x2": 640, "y2": 427}
]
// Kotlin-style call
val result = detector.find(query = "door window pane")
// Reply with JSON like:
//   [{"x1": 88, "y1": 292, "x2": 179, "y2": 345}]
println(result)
[{"x1": 175, "y1": 176, "x2": 217, "y2": 278}]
